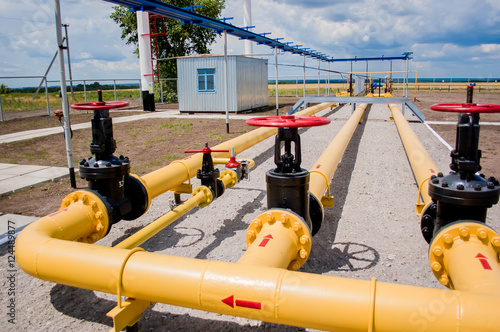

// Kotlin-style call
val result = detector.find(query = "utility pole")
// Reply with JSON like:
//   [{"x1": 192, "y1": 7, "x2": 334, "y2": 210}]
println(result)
[
  {"x1": 55, "y1": 0, "x2": 76, "y2": 188},
  {"x1": 62, "y1": 23, "x2": 74, "y2": 100}
]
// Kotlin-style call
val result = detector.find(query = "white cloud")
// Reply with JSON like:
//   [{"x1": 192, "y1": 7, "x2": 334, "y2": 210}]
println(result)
[
  {"x1": 0, "y1": 0, "x2": 499, "y2": 87},
  {"x1": 481, "y1": 44, "x2": 500, "y2": 53}
]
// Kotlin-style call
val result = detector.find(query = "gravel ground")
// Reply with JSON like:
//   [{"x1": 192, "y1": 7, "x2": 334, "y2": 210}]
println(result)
[{"x1": 2, "y1": 103, "x2": 500, "y2": 331}]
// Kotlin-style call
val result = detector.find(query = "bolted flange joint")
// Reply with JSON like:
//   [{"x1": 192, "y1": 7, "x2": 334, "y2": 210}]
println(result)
[
  {"x1": 429, "y1": 221, "x2": 500, "y2": 288},
  {"x1": 246, "y1": 209, "x2": 312, "y2": 271},
  {"x1": 60, "y1": 190, "x2": 111, "y2": 242},
  {"x1": 193, "y1": 185, "x2": 213, "y2": 208}
]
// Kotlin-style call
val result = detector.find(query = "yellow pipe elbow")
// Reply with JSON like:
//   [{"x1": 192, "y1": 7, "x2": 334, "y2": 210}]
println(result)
[
  {"x1": 430, "y1": 222, "x2": 500, "y2": 294},
  {"x1": 239, "y1": 209, "x2": 311, "y2": 270},
  {"x1": 16, "y1": 190, "x2": 110, "y2": 279}
]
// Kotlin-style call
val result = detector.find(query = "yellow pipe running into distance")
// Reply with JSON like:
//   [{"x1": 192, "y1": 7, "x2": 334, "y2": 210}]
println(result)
[
  {"x1": 389, "y1": 103, "x2": 439, "y2": 211},
  {"x1": 141, "y1": 103, "x2": 335, "y2": 200},
  {"x1": 309, "y1": 103, "x2": 369, "y2": 202}
]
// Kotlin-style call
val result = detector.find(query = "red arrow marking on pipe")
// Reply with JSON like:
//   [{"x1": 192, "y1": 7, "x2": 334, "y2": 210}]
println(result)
[
  {"x1": 222, "y1": 295, "x2": 261, "y2": 310},
  {"x1": 475, "y1": 253, "x2": 492, "y2": 270},
  {"x1": 430, "y1": 169, "x2": 435, "y2": 174},
  {"x1": 316, "y1": 164, "x2": 321, "y2": 169},
  {"x1": 236, "y1": 299, "x2": 262, "y2": 310},
  {"x1": 48, "y1": 208, "x2": 68, "y2": 217},
  {"x1": 259, "y1": 234, "x2": 273, "y2": 247},
  {"x1": 222, "y1": 295, "x2": 234, "y2": 308}
]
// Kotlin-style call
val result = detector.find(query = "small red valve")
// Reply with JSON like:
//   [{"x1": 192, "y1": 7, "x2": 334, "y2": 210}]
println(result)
[
  {"x1": 246, "y1": 115, "x2": 331, "y2": 128},
  {"x1": 225, "y1": 155, "x2": 241, "y2": 168},
  {"x1": 430, "y1": 103, "x2": 500, "y2": 114}
]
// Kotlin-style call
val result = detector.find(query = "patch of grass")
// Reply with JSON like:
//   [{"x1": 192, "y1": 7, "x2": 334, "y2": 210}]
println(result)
[
  {"x1": 145, "y1": 136, "x2": 166, "y2": 146},
  {"x1": 207, "y1": 133, "x2": 226, "y2": 141}
]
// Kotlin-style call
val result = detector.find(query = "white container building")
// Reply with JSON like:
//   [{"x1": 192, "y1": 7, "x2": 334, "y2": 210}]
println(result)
[{"x1": 176, "y1": 55, "x2": 268, "y2": 113}]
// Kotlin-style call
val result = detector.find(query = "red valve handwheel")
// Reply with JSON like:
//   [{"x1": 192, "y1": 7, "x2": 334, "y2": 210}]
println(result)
[
  {"x1": 430, "y1": 103, "x2": 500, "y2": 114},
  {"x1": 184, "y1": 147, "x2": 229, "y2": 154},
  {"x1": 70, "y1": 101, "x2": 129, "y2": 111},
  {"x1": 245, "y1": 115, "x2": 331, "y2": 128}
]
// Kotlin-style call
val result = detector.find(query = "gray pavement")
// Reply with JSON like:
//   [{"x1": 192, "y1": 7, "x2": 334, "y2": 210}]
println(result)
[
  {"x1": 0, "y1": 109, "x2": 254, "y2": 144},
  {"x1": 0, "y1": 163, "x2": 72, "y2": 197}
]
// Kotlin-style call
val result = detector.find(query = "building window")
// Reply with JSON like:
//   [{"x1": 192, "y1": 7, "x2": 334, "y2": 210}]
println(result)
[{"x1": 197, "y1": 68, "x2": 216, "y2": 92}]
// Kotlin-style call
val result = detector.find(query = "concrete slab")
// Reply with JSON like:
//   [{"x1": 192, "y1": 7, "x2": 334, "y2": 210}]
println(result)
[
  {"x1": 0, "y1": 173, "x2": 16, "y2": 181},
  {"x1": 0, "y1": 175, "x2": 49, "y2": 192},
  {"x1": 1, "y1": 164, "x2": 50, "y2": 176},
  {"x1": 0, "y1": 186, "x2": 10, "y2": 196},
  {"x1": 29, "y1": 167, "x2": 70, "y2": 180},
  {"x1": 0, "y1": 213, "x2": 38, "y2": 245},
  {"x1": 0, "y1": 163, "x2": 17, "y2": 170}
]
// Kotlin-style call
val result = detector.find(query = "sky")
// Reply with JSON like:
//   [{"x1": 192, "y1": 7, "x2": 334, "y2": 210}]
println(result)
[{"x1": 0, "y1": 0, "x2": 499, "y2": 88}]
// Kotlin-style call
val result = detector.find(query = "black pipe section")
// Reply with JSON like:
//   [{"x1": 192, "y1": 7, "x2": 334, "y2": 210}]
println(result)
[
  {"x1": 266, "y1": 127, "x2": 316, "y2": 233},
  {"x1": 421, "y1": 86, "x2": 500, "y2": 243}
]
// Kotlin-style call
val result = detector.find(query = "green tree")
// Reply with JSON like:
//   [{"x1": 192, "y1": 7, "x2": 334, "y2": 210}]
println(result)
[
  {"x1": 111, "y1": 0, "x2": 225, "y2": 102},
  {"x1": 0, "y1": 84, "x2": 11, "y2": 94}
]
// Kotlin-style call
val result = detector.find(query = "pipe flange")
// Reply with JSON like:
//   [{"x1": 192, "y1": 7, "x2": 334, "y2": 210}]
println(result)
[
  {"x1": 220, "y1": 169, "x2": 238, "y2": 189},
  {"x1": 429, "y1": 221, "x2": 500, "y2": 288},
  {"x1": 193, "y1": 185, "x2": 213, "y2": 207},
  {"x1": 246, "y1": 209, "x2": 312, "y2": 271},
  {"x1": 60, "y1": 190, "x2": 110, "y2": 243}
]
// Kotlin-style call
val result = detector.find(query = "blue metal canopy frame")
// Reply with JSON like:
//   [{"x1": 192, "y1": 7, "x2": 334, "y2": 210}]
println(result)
[{"x1": 104, "y1": 0, "x2": 411, "y2": 63}]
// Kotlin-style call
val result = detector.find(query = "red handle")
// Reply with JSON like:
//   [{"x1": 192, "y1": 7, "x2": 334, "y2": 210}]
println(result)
[
  {"x1": 70, "y1": 101, "x2": 129, "y2": 111},
  {"x1": 430, "y1": 103, "x2": 500, "y2": 114},
  {"x1": 246, "y1": 115, "x2": 331, "y2": 128},
  {"x1": 184, "y1": 148, "x2": 229, "y2": 153}
]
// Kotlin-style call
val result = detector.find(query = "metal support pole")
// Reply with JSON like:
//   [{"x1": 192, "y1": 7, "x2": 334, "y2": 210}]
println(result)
[
  {"x1": 0, "y1": 93, "x2": 3, "y2": 122},
  {"x1": 114, "y1": 80, "x2": 117, "y2": 101},
  {"x1": 275, "y1": 46, "x2": 279, "y2": 115},
  {"x1": 160, "y1": 79, "x2": 164, "y2": 104},
  {"x1": 224, "y1": 30, "x2": 230, "y2": 133},
  {"x1": 295, "y1": 76, "x2": 298, "y2": 97},
  {"x1": 44, "y1": 77, "x2": 50, "y2": 116},
  {"x1": 83, "y1": 80, "x2": 87, "y2": 102},
  {"x1": 63, "y1": 24, "x2": 74, "y2": 100},
  {"x1": 327, "y1": 62, "x2": 330, "y2": 96},
  {"x1": 139, "y1": 81, "x2": 143, "y2": 107},
  {"x1": 55, "y1": 0, "x2": 76, "y2": 188},
  {"x1": 317, "y1": 59, "x2": 320, "y2": 96},
  {"x1": 303, "y1": 55, "x2": 306, "y2": 97},
  {"x1": 32, "y1": 50, "x2": 58, "y2": 102}
]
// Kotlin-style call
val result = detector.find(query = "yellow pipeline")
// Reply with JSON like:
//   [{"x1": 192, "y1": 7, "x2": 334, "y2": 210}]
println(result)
[
  {"x1": 141, "y1": 103, "x2": 334, "y2": 200},
  {"x1": 429, "y1": 222, "x2": 500, "y2": 293},
  {"x1": 115, "y1": 170, "x2": 239, "y2": 250},
  {"x1": 114, "y1": 186, "x2": 213, "y2": 249},
  {"x1": 309, "y1": 103, "x2": 369, "y2": 202},
  {"x1": 238, "y1": 209, "x2": 312, "y2": 270},
  {"x1": 390, "y1": 103, "x2": 439, "y2": 211},
  {"x1": 15, "y1": 203, "x2": 500, "y2": 331}
]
